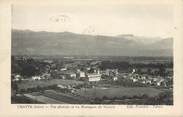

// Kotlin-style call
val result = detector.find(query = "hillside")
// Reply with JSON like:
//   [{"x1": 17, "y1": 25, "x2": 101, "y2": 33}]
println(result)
[{"x1": 11, "y1": 30, "x2": 173, "y2": 57}]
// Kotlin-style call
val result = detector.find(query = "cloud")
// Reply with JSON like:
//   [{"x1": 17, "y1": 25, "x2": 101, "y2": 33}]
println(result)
[{"x1": 49, "y1": 14, "x2": 72, "y2": 23}]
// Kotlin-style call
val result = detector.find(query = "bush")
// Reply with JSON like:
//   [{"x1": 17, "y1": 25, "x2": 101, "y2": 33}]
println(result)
[{"x1": 93, "y1": 97, "x2": 102, "y2": 104}]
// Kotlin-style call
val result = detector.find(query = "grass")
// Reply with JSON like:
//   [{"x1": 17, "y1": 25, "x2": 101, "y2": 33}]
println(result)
[
  {"x1": 17, "y1": 79, "x2": 164, "y2": 103},
  {"x1": 17, "y1": 79, "x2": 84, "y2": 90},
  {"x1": 76, "y1": 86, "x2": 163, "y2": 99}
]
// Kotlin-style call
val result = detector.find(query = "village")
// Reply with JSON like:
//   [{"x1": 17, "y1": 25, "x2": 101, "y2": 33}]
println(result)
[{"x1": 11, "y1": 56, "x2": 173, "y2": 104}]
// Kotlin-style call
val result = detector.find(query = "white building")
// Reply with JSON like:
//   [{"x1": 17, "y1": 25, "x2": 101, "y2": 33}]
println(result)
[
  {"x1": 13, "y1": 74, "x2": 22, "y2": 81},
  {"x1": 65, "y1": 72, "x2": 77, "y2": 79},
  {"x1": 146, "y1": 80, "x2": 152, "y2": 84},
  {"x1": 32, "y1": 76, "x2": 41, "y2": 80},
  {"x1": 132, "y1": 68, "x2": 136, "y2": 74},
  {"x1": 77, "y1": 71, "x2": 86, "y2": 78},
  {"x1": 132, "y1": 78, "x2": 138, "y2": 82},
  {"x1": 57, "y1": 84, "x2": 67, "y2": 89},
  {"x1": 60, "y1": 67, "x2": 67, "y2": 71},
  {"x1": 86, "y1": 67, "x2": 91, "y2": 71},
  {"x1": 86, "y1": 73, "x2": 101, "y2": 82},
  {"x1": 113, "y1": 76, "x2": 118, "y2": 81},
  {"x1": 156, "y1": 79, "x2": 165, "y2": 86},
  {"x1": 105, "y1": 69, "x2": 118, "y2": 76}
]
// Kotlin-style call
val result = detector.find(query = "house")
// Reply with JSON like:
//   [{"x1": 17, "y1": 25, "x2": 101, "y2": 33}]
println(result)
[
  {"x1": 64, "y1": 72, "x2": 77, "y2": 79},
  {"x1": 69, "y1": 73, "x2": 77, "y2": 79},
  {"x1": 156, "y1": 79, "x2": 165, "y2": 86},
  {"x1": 86, "y1": 73, "x2": 101, "y2": 82},
  {"x1": 76, "y1": 71, "x2": 86, "y2": 79},
  {"x1": 86, "y1": 67, "x2": 91, "y2": 71},
  {"x1": 60, "y1": 67, "x2": 67, "y2": 71},
  {"x1": 153, "y1": 78, "x2": 158, "y2": 82},
  {"x1": 59, "y1": 75, "x2": 66, "y2": 79},
  {"x1": 41, "y1": 73, "x2": 51, "y2": 79},
  {"x1": 32, "y1": 76, "x2": 41, "y2": 80},
  {"x1": 13, "y1": 78, "x2": 19, "y2": 81},
  {"x1": 132, "y1": 78, "x2": 138, "y2": 82},
  {"x1": 141, "y1": 80, "x2": 146, "y2": 84},
  {"x1": 141, "y1": 76, "x2": 146, "y2": 80},
  {"x1": 146, "y1": 80, "x2": 152, "y2": 84},
  {"x1": 132, "y1": 68, "x2": 136, "y2": 74},
  {"x1": 105, "y1": 69, "x2": 118, "y2": 76},
  {"x1": 57, "y1": 84, "x2": 67, "y2": 89},
  {"x1": 113, "y1": 76, "x2": 118, "y2": 81},
  {"x1": 12, "y1": 74, "x2": 22, "y2": 81},
  {"x1": 43, "y1": 60, "x2": 53, "y2": 64}
]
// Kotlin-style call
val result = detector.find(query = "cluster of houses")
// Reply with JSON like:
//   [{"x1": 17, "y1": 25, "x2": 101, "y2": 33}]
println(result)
[
  {"x1": 12, "y1": 57, "x2": 173, "y2": 88},
  {"x1": 125, "y1": 69, "x2": 172, "y2": 87},
  {"x1": 12, "y1": 66, "x2": 172, "y2": 88},
  {"x1": 31, "y1": 73, "x2": 51, "y2": 80},
  {"x1": 12, "y1": 72, "x2": 51, "y2": 81},
  {"x1": 12, "y1": 67, "x2": 103, "y2": 83},
  {"x1": 101, "y1": 69, "x2": 119, "y2": 81}
]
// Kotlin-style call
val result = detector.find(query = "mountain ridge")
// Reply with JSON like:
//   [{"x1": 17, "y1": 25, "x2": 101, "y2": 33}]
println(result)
[{"x1": 11, "y1": 29, "x2": 173, "y2": 57}]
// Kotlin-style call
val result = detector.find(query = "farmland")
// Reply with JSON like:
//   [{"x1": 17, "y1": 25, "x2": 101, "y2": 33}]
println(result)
[
  {"x1": 23, "y1": 93, "x2": 66, "y2": 104},
  {"x1": 13, "y1": 86, "x2": 165, "y2": 104},
  {"x1": 16, "y1": 79, "x2": 164, "y2": 100},
  {"x1": 76, "y1": 86, "x2": 163, "y2": 99},
  {"x1": 17, "y1": 79, "x2": 84, "y2": 90}
]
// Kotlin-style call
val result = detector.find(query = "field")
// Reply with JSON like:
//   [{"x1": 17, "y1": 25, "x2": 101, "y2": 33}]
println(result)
[
  {"x1": 23, "y1": 93, "x2": 66, "y2": 104},
  {"x1": 17, "y1": 79, "x2": 164, "y2": 99},
  {"x1": 76, "y1": 86, "x2": 163, "y2": 99},
  {"x1": 17, "y1": 79, "x2": 84, "y2": 90},
  {"x1": 22, "y1": 86, "x2": 164, "y2": 104}
]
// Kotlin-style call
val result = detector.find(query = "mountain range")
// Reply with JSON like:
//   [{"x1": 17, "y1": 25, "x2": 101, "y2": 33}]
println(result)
[{"x1": 11, "y1": 29, "x2": 173, "y2": 57}]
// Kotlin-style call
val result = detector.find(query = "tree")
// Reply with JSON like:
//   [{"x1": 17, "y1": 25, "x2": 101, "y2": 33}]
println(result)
[
  {"x1": 147, "y1": 68, "x2": 152, "y2": 74},
  {"x1": 158, "y1": 66, "x2": 166, "y2": 77},
  {"x1": 11, "y1": 81, "x2": 18, "y2": 93}
]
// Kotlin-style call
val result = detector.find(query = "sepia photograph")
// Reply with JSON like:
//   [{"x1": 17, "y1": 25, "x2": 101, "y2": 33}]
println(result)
[{"x1": 11, "y1": 3, "x2": 174, "y2": 105}]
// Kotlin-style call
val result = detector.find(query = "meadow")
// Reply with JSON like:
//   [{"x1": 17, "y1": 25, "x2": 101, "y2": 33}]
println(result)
[
  {"x1": 76, "y1": 86, "x2": 163, "y2": 99},
  {"x1": 17, "y1": 79, "x2": 84, "y2": 90}
]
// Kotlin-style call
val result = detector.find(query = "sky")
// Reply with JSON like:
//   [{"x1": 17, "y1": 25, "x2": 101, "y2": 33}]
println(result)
[{"x1": 12, "y1": 3, "x2": 174, "y2": 38}]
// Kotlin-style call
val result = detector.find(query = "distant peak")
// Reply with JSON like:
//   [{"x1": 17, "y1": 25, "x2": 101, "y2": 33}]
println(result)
[
  {"x1": 12, "y1": 29, "x2": 33, "y2": 32},
  {"x1": 117, "y1": 34, "x2": 134, "y2": 37},
  {"x1": 61, "y1": 31, "x2": 75, "y2": 34}
]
